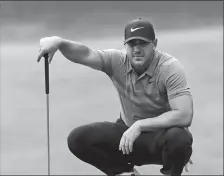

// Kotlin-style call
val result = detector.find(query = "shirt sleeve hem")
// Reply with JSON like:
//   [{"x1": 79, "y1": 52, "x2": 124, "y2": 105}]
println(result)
[{"x1": 168, "y1": 92, "x2": 192, "y2": 101}]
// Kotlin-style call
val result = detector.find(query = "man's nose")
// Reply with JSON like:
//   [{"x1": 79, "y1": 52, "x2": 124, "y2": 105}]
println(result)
[{"x1": 133, "y1": 46, "x2": 141, "y2": 53}]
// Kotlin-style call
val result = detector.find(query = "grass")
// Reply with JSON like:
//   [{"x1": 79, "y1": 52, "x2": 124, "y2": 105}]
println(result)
[{"x1": 0, "y1": 26, "x2": 223, "y2": 175}]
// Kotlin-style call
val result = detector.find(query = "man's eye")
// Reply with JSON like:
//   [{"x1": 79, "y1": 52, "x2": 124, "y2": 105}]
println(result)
[
  {"x1": 128, "y1": 41, "x2": 150, "y2": 47},
  {"x1": 139, "y1": 41, "x2": 149, "y2": 46},
  {"x1": 128, "y1": 42, "x2": 135, "y2": 47}
]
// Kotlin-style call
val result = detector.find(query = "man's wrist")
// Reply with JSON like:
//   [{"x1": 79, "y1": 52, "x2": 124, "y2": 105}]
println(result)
[
  {"x1": 57, "y1": 37, "x2": 63, "y2": 49},
  {"x1": 135, "y1": 120, "x2": 143, "y2": 132}
]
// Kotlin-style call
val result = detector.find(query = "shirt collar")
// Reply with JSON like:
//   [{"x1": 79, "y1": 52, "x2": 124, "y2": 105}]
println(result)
[{"x1": 126, "y1": 50, "x2": 159, "y2": 77}]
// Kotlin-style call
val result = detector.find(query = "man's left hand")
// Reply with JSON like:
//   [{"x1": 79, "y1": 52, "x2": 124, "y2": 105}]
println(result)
[{"x1": 119, "y1": 121, "x2": 141, "y2": 155}]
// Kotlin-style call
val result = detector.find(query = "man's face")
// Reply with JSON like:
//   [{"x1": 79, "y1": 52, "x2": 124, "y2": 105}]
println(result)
[{"x1": 125, "y1": 39, "x2": 156, "y2": 71}]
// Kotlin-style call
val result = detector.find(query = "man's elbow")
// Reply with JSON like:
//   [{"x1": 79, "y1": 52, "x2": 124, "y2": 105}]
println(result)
[{"x1": 182, "y1": 110, "x2": 193, "y2": 127}]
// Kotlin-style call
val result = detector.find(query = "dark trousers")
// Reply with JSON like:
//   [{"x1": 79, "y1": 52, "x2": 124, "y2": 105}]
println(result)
[{"x1": 67, "y1": 118, "x2": 193, "y2": 176}]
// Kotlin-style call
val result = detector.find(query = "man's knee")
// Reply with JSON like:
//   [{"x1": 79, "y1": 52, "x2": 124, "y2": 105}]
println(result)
[
  {"x1": 67, "y1": 125, "x2": 88, "y2": 156},
  {"x1": 165, "y1": 127, "x2": 193, "y2": 150},
  {"x1": 67, "y1": 122, "x2": 112, "y2": 155}
]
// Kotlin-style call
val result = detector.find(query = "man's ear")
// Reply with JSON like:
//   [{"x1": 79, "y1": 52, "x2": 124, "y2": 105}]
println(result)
[{"x1": 153, "y1": 38, "x2": 158, "y2": 49}]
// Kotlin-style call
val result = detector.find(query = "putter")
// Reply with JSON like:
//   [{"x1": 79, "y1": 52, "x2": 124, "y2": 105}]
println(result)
[{"x1": 44, "y1": 53, "x2": 50, "y2": 175}]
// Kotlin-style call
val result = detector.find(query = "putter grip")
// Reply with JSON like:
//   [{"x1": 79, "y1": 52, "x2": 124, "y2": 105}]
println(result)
[{"x1": 44, "y1": 53, "x2": 49, "y2": 94}]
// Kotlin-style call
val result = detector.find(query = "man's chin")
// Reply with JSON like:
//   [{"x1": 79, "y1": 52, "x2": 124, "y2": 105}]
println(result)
[{"x1": 132, "y1": 61, "x2": 145, "y2": 68}]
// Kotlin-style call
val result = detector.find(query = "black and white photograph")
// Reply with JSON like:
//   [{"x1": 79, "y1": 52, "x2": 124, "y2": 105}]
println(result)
[{"x1": 0, "y1": 1, "x2": 223, "y2": 175}]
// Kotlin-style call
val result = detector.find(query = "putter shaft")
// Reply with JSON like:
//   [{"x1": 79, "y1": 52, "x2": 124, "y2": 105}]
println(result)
[
  {"x1": 46, "y1": 94, "x2": 50, "y2": 175},
  {"x1": 44, "y1": 54, "x2": 50, "y2": 175}
]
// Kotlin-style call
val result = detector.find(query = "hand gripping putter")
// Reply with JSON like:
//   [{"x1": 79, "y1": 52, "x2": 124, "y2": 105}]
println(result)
[{"x1": 44, "y1": 53, "x2": 50, "y2": 175}]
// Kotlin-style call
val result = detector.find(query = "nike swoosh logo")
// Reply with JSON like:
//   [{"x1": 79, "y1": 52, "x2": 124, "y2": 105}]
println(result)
[{"x1": 131, "y1": 27, "x2": 144, "y2": 32}]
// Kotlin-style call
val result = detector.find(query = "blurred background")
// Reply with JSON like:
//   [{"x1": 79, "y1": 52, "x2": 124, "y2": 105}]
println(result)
[{"x1": 0, "y1": 1, "x2": 223, "y2": 175}]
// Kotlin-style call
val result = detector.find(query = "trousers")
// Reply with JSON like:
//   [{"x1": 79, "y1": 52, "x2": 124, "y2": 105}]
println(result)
[{"x1": 67, "y1": 117, "x2": 193, "y2": 176}]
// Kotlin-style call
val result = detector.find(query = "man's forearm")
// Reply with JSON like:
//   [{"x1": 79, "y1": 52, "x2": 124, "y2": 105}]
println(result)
[
  {"x1": 138, "y1": 110, "x2": 192, "y2": 132},
  {"x1": 58, "y1": 38, "x2": 91, "y2": 63}
]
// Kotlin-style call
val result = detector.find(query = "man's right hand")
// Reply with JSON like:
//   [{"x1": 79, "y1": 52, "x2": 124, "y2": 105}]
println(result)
[{"x1": 37, "y1": 36, "x2": 62, "y2": 63}]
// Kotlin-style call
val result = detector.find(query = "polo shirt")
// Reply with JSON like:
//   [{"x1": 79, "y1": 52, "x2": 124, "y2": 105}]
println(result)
[{"x1": 97, "y1": 49, "x2": 191, "y2": 127}]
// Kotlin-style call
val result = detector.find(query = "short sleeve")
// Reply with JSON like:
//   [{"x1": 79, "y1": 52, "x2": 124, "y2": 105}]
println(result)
[
  {"x1": 161, "y1": 61, "x2": 191, "y2": 100},
  {"x1": 96, "y1": 49, "x2": 125, "y2": 77}
]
